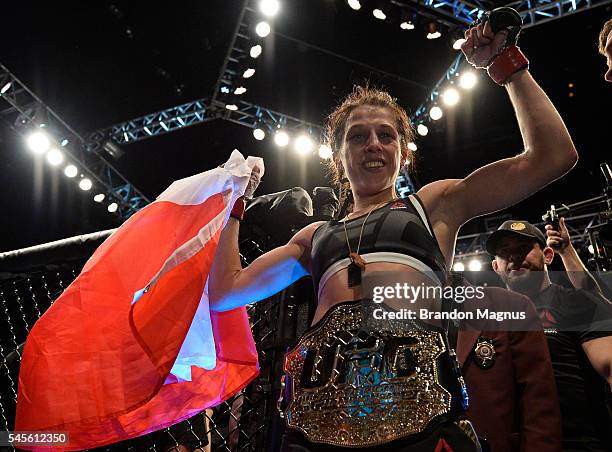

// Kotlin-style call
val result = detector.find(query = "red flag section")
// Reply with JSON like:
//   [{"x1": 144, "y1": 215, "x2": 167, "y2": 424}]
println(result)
[{"x1": 15, "y1": 154, "x2": 262, "y2": 451}]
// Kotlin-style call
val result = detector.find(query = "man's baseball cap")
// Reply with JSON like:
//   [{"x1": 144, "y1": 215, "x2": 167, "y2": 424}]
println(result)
[{"x1": 485, "y1": 220, "x2": 547, "y2": 255}]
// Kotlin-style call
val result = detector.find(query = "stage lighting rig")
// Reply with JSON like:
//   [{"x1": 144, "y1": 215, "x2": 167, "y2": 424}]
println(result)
[
  {"x1": 255, "y1": 21, "x2": 271, "y2": 37},
  {"x1": 453, "y1": 262, "x2": 465, "y2": 272},
  {"x1": 429, "y1": 106, "x2": 443, "y2": 120},
  {"x1": 441, "y1": 87, "x2": 460, "y2": 106},
  {"x1": 372, "y1": 0, "x2": 389, "y2": 20},
  {"x1": 318, "y1": 144, "x2": 332, "y2": 160},
  {"x1": 253, "y1": 127, "x2": 266, "y2": 140},
  {"x1": 79, "y1": 178, "x2": 93, "y2": 191},
  {"x1": 64, "y1": 164, "x2": 78, "y2": 178},
  {"x1": 249, "y1": 44, "x2": 262, "y2": 58},
  {"x1": 453, "y1": 38, "x2": 466, "y2": 49},
  {"x1": 426, "y1": 21, "x2": 441, "y2": 39},
  {"x1": 242, "y1": 68, "x2": 256, "y2": 78},
  {"x1": 26, "y1": 130, "x2": 51, "y2": 155},
  {"x1": 259, "y1": 0, "x2": 280, "y2": 17},
  {"x1": 46, "y1": 148, "x2": 64, "y2": 166},
  {"x1": 274, "y1": 130, "x2": 290, "y2": 147},
  {"x1": 458, "y1": 71, "x2": 477, "y2": 89},
  {"x1": 541, "y1": 162, "x2": 612, "y2": 271},
  {"x1": 294, "y1": 134, "x2": 314, "y2": 155},
  {"x1": 347, "y1": 0, "x2": 362, "y2": 10}
]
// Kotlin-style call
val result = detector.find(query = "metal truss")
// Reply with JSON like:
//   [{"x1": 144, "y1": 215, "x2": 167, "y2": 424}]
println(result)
[
  {"x1": 210, "y1": 0, "x2": 251, "y2": 107},
  {"x1": 86, "y1": 98, "x2": 217, "y2": 151},
  {"x1": 222, "y1": 100, "x2": 323, "y2": 136},
  {"x1": 94, "y1": 0, "x2": 612, "y2": 147},
  {"x1": 392, "y1": 0, "x2": 485, "y2": 27},
  {"x1": 412, "y1": 53, "x2": 464, "y2": 124},
  {"x1": 0, "y1": 64, "x2": 151, "y2": 220},
  {"x1": 454, "y1": 210, "x2": 606, "y2": 264},
  {"x1": 507, "y1": 0, "x2": 612, "y2": 29},
  {"x1": 412, "y1": 0, "x2": 612, "y2": 125},
  {"x1": 397, "y1": 0, "x2": 612, "y2": 28}
]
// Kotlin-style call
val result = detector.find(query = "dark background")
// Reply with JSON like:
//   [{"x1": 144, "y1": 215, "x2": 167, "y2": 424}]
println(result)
[{"x1": 0, "y1": 0, "x2": 610, "y2": 252}]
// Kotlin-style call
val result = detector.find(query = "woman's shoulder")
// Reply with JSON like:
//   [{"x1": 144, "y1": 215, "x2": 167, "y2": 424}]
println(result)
[{"x1": 290, "y1": 220, "x2": 327, "y2": 248}]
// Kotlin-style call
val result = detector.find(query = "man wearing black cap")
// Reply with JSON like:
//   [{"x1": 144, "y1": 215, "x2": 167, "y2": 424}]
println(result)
[{"x1": 487, "y1": 220, "x2": 612, "y2": 451}]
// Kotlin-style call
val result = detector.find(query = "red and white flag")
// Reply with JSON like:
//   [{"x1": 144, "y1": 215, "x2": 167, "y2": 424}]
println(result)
[{"x1": 15, "y1": 150, "x2": 264, "y2": 450}]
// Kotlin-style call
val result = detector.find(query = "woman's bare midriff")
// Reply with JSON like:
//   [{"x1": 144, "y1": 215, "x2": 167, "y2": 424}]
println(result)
[{"x1": 312, "y1": 261, "x2": 442, "y2": 325}]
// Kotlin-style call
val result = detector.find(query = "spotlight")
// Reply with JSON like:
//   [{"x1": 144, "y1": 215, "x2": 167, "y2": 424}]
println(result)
[
  {"x1": 399, "y1": 9, "x2": 415, "y2": 30},
  {"x1": 255, "y1": 21, "x2": 271, "y2": 38},
  {"x1": 588, "y1": 244, "x2": 595, "y2": 255},
  {"x1": 429, "y1": 106, "x2": 443, "y2": 121},
  {"x1": 64, "y1": 164, "x2": 78, "y2": 178},
  {"x1": 259, "y1": 0, "x2": 280, "y2": 17},
  {"x1": 417, "y1": 124, "x2": 428, "y2": 136},
  {"x1": 274, "y1": 130, "x2": 290, "y2": 147},
  {"x1": 107, "y1": 202, "x2": 119, "y2": 213},
  {"x1": 453, "y1": 38, "x2": 466, "y2": 50},
  {"x1": 407, "y1": 142, "x2": 418, "y2": 151},
  {"x1": 26, "y1": 131, "x2": 51, "y2": 154},
  {"x1": 347, "y1": 0, "x2": 361, "y2": 10},
  {"x1": 459, "y1": 71, "x2": 477, "y2": 90},
  {"x1": 60, "y1": 138, "x2": 69, "y2": 146},
  {"x1": 372, "y1": 9, "x2": 386, "y2": 20},
  {"x1": 234, "y1": 86, "x2": 247, "y2": 95},
  {"x1": 250, "y1": 44, "x2": 262, "y2": 58},
  {"x1": 253, "y1": 128, "x2": 266, "y2": 141},
  {"x1": 79, "y1": 178, "x2": 93, "y2": 191},
  {"x1": 225, "y1": 104, "x2": 238, "y2": 111},
  {"x1": 318, "y1": 144, "x2": 333, "y2": 159},
  {"x1": 242, "y1": 68, "x2": 256, "y2": 78},
  {"x1": 294, "y1": 135, "x2": 314, "y2": 155},
  {"x1": 426, "y1": 21, "x2": 441, "y2": 39},
  {"x1": 102, "y1": 140, "x2": 124, "y2": 160},
  {"x1": 94, "y1": 193, "x2": 106, "y2": 203},
  {"x1": 46, "y1": 148, "x2": 64, "y2": 166},
  {"x1": 0, "y1": 82, "x2": 11, "y2": 94},
  {"x1": 442, "y1": 87, "x2": 460, "y2": 106},
  {"x1": 468, "y1": 259, "x2": 482, "y2": 271},
  {"x1": 453, "y1": 262, "x2": 465, "y2": 272}
]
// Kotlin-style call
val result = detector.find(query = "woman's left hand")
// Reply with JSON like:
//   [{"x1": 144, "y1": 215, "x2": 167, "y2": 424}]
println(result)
[{"x1": 461, "y1": 21, "x2": 508, "y2": 68}]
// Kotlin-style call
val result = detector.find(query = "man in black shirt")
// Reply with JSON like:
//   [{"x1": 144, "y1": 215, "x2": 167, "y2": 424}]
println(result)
[{"x1": 487, "y1": 220, "x2": 612, "y2": 451}]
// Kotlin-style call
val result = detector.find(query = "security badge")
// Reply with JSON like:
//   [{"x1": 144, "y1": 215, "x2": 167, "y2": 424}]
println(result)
[{"x1": 473, "y1": 337, "x2": 496, "y2": 369}]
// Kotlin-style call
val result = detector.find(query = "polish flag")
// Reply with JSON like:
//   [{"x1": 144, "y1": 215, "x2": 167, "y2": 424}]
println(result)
[{"x1": 15, "y1": 151, "x2": 263, "y2": 451}]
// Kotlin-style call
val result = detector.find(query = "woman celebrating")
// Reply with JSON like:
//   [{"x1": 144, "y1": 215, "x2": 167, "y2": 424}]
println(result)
[{"x1": 210, "y1": 18, "x2": 576, "y2": 451}]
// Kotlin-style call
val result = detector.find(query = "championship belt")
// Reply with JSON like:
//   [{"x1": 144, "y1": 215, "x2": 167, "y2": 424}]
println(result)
[{"x1": 281, "y1": 301, "x2": 455, "y2": 447}]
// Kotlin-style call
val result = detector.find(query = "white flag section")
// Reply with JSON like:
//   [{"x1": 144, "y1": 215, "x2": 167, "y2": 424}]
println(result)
[{"x1": 135, "y1": 149, "x2": 264, "y2": 382}]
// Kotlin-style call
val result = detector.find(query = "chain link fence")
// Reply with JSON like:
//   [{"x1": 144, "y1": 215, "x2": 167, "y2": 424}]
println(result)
[{"x1": 0, "y1": 241, "x2": 314, "y2": 452}]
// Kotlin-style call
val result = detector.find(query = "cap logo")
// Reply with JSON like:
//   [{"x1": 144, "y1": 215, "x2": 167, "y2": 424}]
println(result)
[{"x1": 510, "y1": 222, "x2": 526, "y2": 231}]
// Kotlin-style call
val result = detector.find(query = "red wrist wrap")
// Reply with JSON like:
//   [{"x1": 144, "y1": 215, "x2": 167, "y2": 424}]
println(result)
[
  {"x1": 487, "y1": 45, "x2": 529, "y2": 85},
  {"x1": 230, "y1": 197, "x2": 245, "y2": 221}
]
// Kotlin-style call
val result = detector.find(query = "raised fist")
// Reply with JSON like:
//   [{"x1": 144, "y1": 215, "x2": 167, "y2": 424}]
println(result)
[{"x1": 461, "y1": 21, "x2": 509, "y2": 69}]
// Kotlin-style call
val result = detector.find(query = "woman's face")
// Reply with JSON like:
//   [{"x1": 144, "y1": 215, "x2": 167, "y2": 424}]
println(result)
[{"x1": 339, "y1": 105, "x2": 403, "y2": 197}]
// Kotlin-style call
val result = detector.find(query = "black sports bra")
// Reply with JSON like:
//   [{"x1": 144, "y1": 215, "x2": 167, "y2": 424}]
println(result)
[{"x1": 310, "y1": 195, "x2": 447, "y2": 296}]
